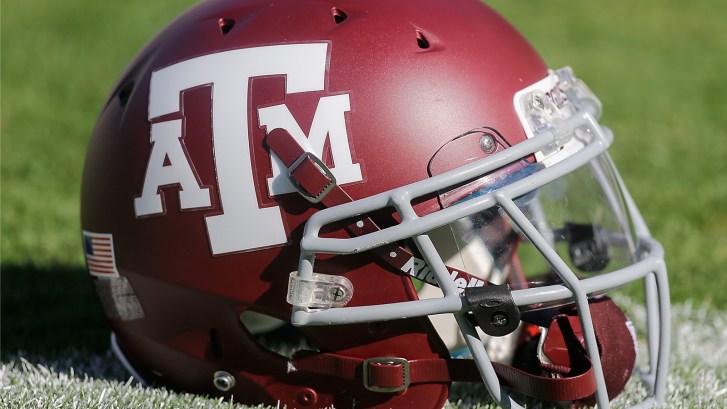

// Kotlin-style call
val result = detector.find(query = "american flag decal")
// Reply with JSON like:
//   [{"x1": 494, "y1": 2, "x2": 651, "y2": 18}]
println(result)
[{"x1": 83, "y1": 231, "x2": 120, "y2": 278}]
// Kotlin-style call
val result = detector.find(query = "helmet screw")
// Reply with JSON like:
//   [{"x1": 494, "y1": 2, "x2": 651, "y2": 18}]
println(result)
[
  {"x1": 532, "y1": 93, "x2": 546, "y2": 110},
  {"x1": 213, "y1": 371, "x2": 235, "y2": 392},
  {"x1": 329, "y1": 286, "x2": 346, "y2": 302},
  {"x1": 491, "y1": 313, "x2": 509, "y2": 327},
  {"x1": 479, "y1": 134, "x2": 496, "y2": 153}
]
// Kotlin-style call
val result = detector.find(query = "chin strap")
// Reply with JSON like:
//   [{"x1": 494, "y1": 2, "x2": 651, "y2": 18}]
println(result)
[
  {"x1": 290, "y1": 297, "x2": 634, "y2": 403},
  {"x1": 291, "y1": 349, "x2": 596, "y2": 401},
  {"x1": 265, "y1": 129, "x2": 489, "y2": 290}
]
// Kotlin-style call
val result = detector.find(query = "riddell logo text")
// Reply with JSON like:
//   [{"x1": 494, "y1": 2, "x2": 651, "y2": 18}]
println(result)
[
  {"x1": 400, "y1": 256, "x2": 486, "y2": 294},
  {"x1": 132, "y1": 43, "x2": 362, "y2": 255}
]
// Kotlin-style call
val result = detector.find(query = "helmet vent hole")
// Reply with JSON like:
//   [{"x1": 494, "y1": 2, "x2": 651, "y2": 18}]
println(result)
[
  {"x1": 416, "y1": 30, "x2": 430, "y2": 49},
  {"x1": 209, "y1": 328, "x2": 224, "y2": 359},
  {"x1": 331, "y1": 7, "x2": 348, "y2": 24},
  {"x1": 218, "y1": 18, "x2": 235, "y2": 35},
  {"x1": 118, "y1": 81, "x2": 134, "y2": 107}
]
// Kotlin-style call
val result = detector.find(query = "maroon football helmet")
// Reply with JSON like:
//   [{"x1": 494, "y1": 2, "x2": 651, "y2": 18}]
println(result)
[{"x1": 81, "y1": 1, "x2": 670, "y2": 408}]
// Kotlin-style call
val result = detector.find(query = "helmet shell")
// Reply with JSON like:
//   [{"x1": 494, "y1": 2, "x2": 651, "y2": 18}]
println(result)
[{"x1": 81, "y1": 0, "x2": 546, "y2": 407}]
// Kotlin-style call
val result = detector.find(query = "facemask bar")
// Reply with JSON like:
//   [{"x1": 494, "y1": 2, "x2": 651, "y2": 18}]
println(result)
[
  {"x1": 605, "y1": 152, "x2": 671, "y2": 404},
  {"x1": 289, "y1": 68, "x2": 669, "y2": 408}
]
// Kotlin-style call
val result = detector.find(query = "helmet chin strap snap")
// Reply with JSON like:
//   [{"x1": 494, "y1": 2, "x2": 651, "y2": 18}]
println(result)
[{"x1": 464, "y1": 284, "x2": 521, "y2": 337}]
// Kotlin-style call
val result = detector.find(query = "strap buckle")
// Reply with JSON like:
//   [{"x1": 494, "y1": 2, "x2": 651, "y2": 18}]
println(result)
[
  {"x1": 363, "y1": 357, "x2": 410, "y2": 393},
  {"x1": 288, "y1": 152, "x2": 336, "y2": 203}
]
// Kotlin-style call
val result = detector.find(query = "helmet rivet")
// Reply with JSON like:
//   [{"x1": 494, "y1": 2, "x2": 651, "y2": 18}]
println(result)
[
  {"x1": 479, "y1": 134, "x2": 496, "y2": 153},
  {"x1": 491, "y1": 313, "x2": 509, "y2": 327},
  {"x1": 213, "y1": 370, "x2": 235, "y2": 392}
]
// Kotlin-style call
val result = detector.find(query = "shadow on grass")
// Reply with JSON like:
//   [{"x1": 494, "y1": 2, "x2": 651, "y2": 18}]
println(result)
[{"x1": 1, "y1": 263, "x2": 110, "y2": 360}]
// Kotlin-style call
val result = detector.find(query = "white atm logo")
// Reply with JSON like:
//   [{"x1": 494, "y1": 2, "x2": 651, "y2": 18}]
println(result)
[{"x1": 134, "y1": 43, "x2": 362, "y2": 255}]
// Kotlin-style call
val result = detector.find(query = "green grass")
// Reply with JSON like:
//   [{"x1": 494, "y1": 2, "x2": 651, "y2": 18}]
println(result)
[
  {"x1": 2, "y1": 0, "x2": 727, "y2": 407},
  {"x1": 2, "y1": 302, "x2": 725, "y2": 408},
  {"x1": 488, "y1": 0, "x2": 727, "y2": 307},
  {"x1": 1, "y1": 0, "x2": 198, "y2": 267},
  {"x1": 2, "y1": 0, "x2": 199, "y2": 359}
]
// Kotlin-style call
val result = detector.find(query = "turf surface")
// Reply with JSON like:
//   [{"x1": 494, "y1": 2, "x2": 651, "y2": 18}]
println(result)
[{"x1": 2, "y1": 302, "x2": 725, "y2": 408}]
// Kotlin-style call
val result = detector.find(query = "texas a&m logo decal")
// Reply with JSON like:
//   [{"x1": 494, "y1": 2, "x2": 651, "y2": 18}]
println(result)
[{"x1": 133, "y1": 43, "x2": 362, "y2": 255}]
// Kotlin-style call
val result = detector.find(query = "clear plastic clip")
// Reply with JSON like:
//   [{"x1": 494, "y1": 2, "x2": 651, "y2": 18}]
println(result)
[
  {"x1": 516, "y1": 67, "x2": 604, "y2": 167},
  {"x1": 286, "y1": 272, "x2": 353, "y2": 309}
]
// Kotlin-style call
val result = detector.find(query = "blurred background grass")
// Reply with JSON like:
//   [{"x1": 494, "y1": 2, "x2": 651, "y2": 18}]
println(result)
[
  {"x1": 2, "y1": 0, "x2": 726, "y2": 358},
  {"x1": 489, "y1": 1, "x2": 727, "y2": 306}
]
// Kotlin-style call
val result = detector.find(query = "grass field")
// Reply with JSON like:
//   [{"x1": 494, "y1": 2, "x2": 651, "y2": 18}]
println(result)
[
  {"x1": 2, "y1": 301, "x2": 725, "y2": 408},
  {"x1": 2, "y1": 0, "x2": 726, "y2": 407}
]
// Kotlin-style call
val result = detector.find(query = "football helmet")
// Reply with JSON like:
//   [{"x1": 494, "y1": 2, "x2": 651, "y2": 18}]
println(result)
[{"x1": 81, "y1": 0, "x2": 670, "y2": 408}]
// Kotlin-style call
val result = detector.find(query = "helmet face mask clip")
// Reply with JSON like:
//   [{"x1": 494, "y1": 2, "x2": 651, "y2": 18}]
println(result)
[{"x1": 83, "y1": 1, "x2": 670, "y2": 408}]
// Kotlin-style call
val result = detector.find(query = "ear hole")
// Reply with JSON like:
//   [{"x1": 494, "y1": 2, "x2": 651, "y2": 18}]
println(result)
[
  {"x1": 118, "y1": 81, "x2": 134, "y2": 107},
  {"x1": 218, "y1": 18, "x2": 235, "y2": 35},
  {"x1": 240, "y1": 310, "x2": 317, "y2": 359},
  {"x1": 331, "y1": 7, "x2": 348, "y2": 24},
  {"x1": 416, "y1": 30, "x2": 430, "y2": 49}
]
